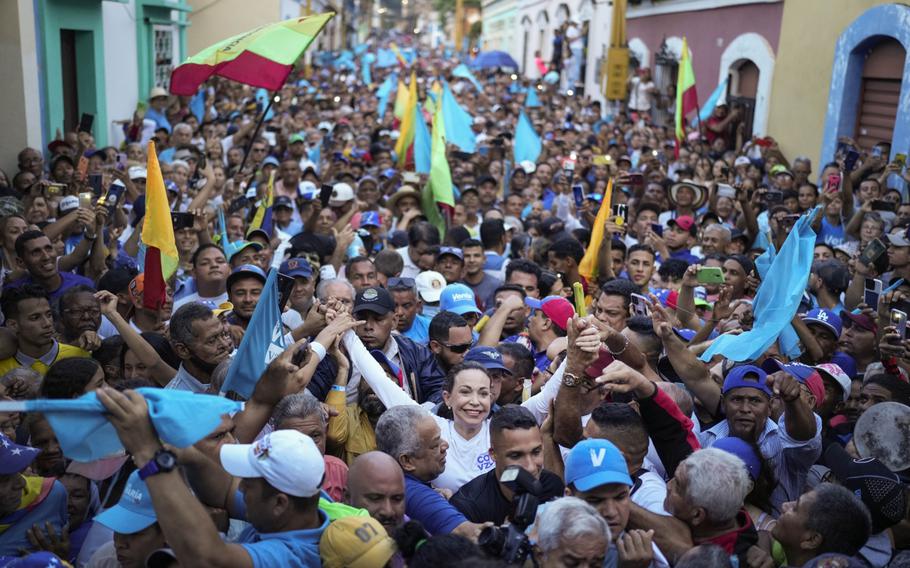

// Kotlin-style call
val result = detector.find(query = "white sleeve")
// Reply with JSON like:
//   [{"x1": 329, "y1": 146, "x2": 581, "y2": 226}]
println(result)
[
  {"x1": 341, "y1": 331, "x2": 416, "y2": 409},
  {"x1": 221, "y1": 134, "x2": 234, "y2": 155},
  {"x1": 521, "y1": 358, "x2": 566, "y2": 424}
]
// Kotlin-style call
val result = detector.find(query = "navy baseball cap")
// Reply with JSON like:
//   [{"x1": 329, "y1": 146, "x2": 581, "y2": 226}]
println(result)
[
  {"x1": 353, "y1": 286, "x2": 395, "y2": 316},
  {"x1": 360, "y1": 211, "x2": 382, "y2": 228},
  {"x1": 227, "y1": 264, "x2": 267, "y2": 291},
  {"x1": 722, "y1": 365, "x2": 772, "y2": 397},
  {"x1": 280, "y1": 258, "x2": 313, "y2": 279},
  {"x1": 464, "y1": 346, "x2": 512, "y2": 374},
  {"x1": 565, "y1": 439, "x2": 632, "y2": 491},
  {"x1": 0, "y1": 434, "x2": 40, "y2": 475},
  {"x1": 761, "y1": 358, "x2": 815, "y2": 381},
  {"x1": 274, "y1": 195, "x2": 294, "y2": 209},
  {"x1": 801, "y1": 308, "x2": 842, "y2": 338}
]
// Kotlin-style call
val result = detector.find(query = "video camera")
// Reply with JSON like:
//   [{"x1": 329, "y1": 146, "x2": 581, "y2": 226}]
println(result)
[{"x1": 478, "y1": 466, "x2": 542, "y2": 566}]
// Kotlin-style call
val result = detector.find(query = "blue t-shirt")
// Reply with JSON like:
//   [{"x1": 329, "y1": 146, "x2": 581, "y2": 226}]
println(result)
[
  {"x1": 403, "y1": 314, "x2": 431, "y2": 344},
  {"x1": 4, "y1": 271, "x2": 94, "y2": 304},
  {"x1": 817, "y1": 217, "x2": 846, "y2": 248},
  {"x1": 404, "y1": 473, "x2": 466, "y2": 535},
  {"x1": 233, "y1": 492, "x2": 327, "y2": 568},
  {"x1": 0, "y1": 479, "x2": 68, "y2": 557}
]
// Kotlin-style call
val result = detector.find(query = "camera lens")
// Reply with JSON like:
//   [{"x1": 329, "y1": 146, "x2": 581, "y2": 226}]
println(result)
[{"x1": 477, "y1": 526, "x2": 505, "y2": 556}]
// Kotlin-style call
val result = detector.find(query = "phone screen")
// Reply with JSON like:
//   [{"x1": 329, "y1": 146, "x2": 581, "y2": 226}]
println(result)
[
  {"x1": 78, "y1": 113, "x2": 94, "y2": 133},
  {"x1": 320, "y1": 184, "x2": 334, "y2": 208},
  {"x1": 277, "y1": 272, "x2": 297, "y2": 312}
]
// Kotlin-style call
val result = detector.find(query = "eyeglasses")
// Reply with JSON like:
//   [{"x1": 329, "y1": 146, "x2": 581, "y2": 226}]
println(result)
[
  {"x1": 388, "y1": 277, "x2": 416, "y2": 289},
  {"x1": 442, "y1": 342, "x2": 472, "y2": 353}
]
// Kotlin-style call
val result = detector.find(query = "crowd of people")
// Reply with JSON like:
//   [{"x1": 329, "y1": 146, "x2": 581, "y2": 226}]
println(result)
[{"x1": 1, "y1": 30, "x2": 910, "y2": 568}]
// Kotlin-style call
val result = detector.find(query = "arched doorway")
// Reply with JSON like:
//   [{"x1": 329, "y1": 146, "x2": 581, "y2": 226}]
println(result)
[
  {"x1": 536, "y1": 10, "x2": 549, "y2": 63},
  {"x1": 727, "y1": 59, "x2": 759, "y2": 139},
  {"x1": 855, "y1": 38, "x2": 905, "y2": 149}
]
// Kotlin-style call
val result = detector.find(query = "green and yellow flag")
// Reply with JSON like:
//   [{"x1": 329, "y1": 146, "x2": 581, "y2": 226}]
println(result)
[{"x1": 422, "y1": 103, "x2": 455, "y2": 238}]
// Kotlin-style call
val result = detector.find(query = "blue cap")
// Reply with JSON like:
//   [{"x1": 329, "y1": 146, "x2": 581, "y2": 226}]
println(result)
[
  {"x1": 722, "y1": 365, "x2": 772, "y2": 397},
  {"x1": 280, "y1": 258, "x2": 313, "y2": 279},
  {"x1": 673, "y1": 328, "x2": 697, "y2": 342},
  {"x1": 94, "y1": 470, "x2": 157, "y2": 534},
  {"x1": 0, "y1": 434, "x2": 40, "y2": 475},
  {"x1": 360, "y1": 211, "x2": 382, "y2": 228},
  {"x1": 438, "y1": 246, "x2": 464, "y2": 260},
  {"x1": 274, "y1": 195, "x2": 294, "y2": 209},
  {"x1": 565, "y1": 439, "x2": 632, "y2": 491},
  {"x1": 464, "y1": 346, "x2": 512, "y2": 374},
  {"x1": 227, "y1": 264, "x2": 267, "y2": 291},
  {"x1": 712, "y1": 437, "x2": 762, "y2": 480},
  {"x1": 439, "y1": 283, "x2": 481, "y2": 316},
  {"x1": 801, "y1": 308, "x2": 842, "y2": 338},
  {"x1": 262, "y1": 156, "x2": 280, "y2": 168},
  {"x1": 381, "y1": 168, "x2": 398, "y2": 179},
  {"x1": 761, "y1": 358, "x2": 815, "y2": 381},
  {"x1": 226, "y1": 240, "x2": 263, "y2": 263},
  {"x1": 165, "y1": 180, "x2": 179, "y2": 193},
  {"x1": 4, "y1": 552, "x2": 69, "y2": 567},
  {"x1": 831, "y1": 352, "x2": 858, "y2": 378}
]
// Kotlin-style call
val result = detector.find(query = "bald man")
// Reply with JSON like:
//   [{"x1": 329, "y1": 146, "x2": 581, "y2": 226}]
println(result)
[{"x1": 344, "y1": 451, "x2": 406, "y2": 534}]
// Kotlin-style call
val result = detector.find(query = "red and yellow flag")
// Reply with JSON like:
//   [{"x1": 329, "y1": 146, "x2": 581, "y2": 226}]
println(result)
[
  {"x1": 675, "y1": 37, "x2": 698, "y2": 147},
  {"x1": 141, "y1": 142, "x2": 178, "y2": 310},
  {"x1": 395, "y1": 70, "x2": 418, "y2": 166}
]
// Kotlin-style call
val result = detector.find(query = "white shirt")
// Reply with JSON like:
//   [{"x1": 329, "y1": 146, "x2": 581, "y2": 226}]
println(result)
[
  {"x1": 397, "y1": 246, "x2": 422, "y2": 279},
  {"x1": 173, "y1": 291, "x2": 229, "y2": 311},
  {"x1": 431, "y1": 415, "x2": 495, "y2": 493},
  {"x1": 628, "y1": 77, "x2": 656, "y2": 112}
]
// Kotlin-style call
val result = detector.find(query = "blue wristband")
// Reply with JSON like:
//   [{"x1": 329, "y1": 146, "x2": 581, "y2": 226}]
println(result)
[{"x1": 331, "y1": 385, "x2": 346, "y2": 392}]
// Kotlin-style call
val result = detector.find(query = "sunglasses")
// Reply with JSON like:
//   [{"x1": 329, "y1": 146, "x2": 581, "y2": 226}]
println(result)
[
  {"x1": 442, "y1": 342, "x2": 472, "y2": 354},
  {"x1": 388, "y1": 277, "x2": 416, "y2": 289}
]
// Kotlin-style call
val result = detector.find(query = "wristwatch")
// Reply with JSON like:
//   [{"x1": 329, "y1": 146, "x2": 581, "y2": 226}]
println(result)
[
  {"x1": 562, "y1": 372, "x2": 583, "y2": 388},
  {"x1": 138, "y1": 449, "x2": 178, "y2": 480}
]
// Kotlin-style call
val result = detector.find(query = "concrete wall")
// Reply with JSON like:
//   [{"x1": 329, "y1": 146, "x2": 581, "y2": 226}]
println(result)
[
  {"x1": 0, "y1": 0, "x2": 43, "y2": 173},
  {"x1": 768, "y1": 0, "x2": 898, "y2": 165},
  {"x1": 102, "y1": 0, "x2": 139, "y2": 148},
  {"x1": 186, "y1": 0, "x2": 280, "y2": 55}
]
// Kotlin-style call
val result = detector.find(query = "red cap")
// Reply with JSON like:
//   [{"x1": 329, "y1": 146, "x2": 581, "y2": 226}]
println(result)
[
  {"x1": 669, "y1": 215, "x2": 696, "y2": 234},
  {"x1": 525, "y1": 296, "x2": 575, "y2": 331}
]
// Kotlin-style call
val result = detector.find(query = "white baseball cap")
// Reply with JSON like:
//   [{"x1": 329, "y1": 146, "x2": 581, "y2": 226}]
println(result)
[
  {"x1": 128, "y1": 166, "x2": 147, "y2": 180},
  {"x1": 416, "y1": 271, "x2": 447, "y2": 303},
  {"x1": 814, "y1": 363, "x2": 851, "y2": 402},
  {"x1": 220, "y1": 430, "x2": 324, "y2": 497},
  {"x1": 519, "y1": 160, "x2": 536, "y2": 174},
  {"x1": 329, "y1": 182, "x2": 355, "y2": 207},
  {"x1": 59, "y1": 195, "x2": 80, "y2": 213}
]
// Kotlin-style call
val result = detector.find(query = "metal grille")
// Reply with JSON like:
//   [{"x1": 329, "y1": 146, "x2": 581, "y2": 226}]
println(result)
[{"x1": 154, "y1": 26, "x2": 175, "y2": 90}]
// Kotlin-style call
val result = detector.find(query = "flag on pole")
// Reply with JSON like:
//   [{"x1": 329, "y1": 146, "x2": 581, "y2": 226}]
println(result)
[
  {"x1": 674, "y1": 37, "x2": 698, "y2": 151},
  {"x1": 422, "y1": 103, "x2": 455, "y2": 238},
  {"x1": 525, "y1": 87, "x2": 542, "y2": 108},
  {"x1": 393, "y1": 77, "x2": 409, "y2": 119},
  {"x1": 140, "y1": 142, "x2": 178, "y2": 311},
  {"x1": 190, "y1": 89, "x2": 207, "y2": 122},
  {"x1": 441, "y1": 82, "x2": 477, "y2": 153},
  {"x1": 513, "y1": 109, "x2": 542, "y2": 165},
  {"x1": 377, "y1": 74, "x2": 396, "y2": 120},
  {"x1": 452, "y1": 63, "x2": 483, "y2": 92},
  {"x1": 578, "y1": 179, "x2": 614, "y2": 282},
  {"x1": 696, "y1": 76, "x2": 728, "y2": 124},
  {"x1": 220, "y1": 268, "x2": 288, "y2": 398},
  {"x1": 395, "y1": 71, "x2": 418, "y2": 166},
  {"x1": 169, "y1": 13, "x2": 334, "y2": 95},
  {"x1": 414, "y1": 103, "x2": 432, "y2": 174}
]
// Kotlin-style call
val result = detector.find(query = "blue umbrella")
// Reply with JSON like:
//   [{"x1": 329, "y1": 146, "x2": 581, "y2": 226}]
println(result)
[{"x1": 471, "y1": 50, "x2": 519, "y2": 69}]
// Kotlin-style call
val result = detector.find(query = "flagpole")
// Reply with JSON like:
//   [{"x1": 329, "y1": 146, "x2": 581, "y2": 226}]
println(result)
[{"x1": 237, "y1": 92, "x2": 279, "y2": 176}]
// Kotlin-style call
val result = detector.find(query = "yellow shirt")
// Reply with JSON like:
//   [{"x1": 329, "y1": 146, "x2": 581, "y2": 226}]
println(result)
[
  {"x1": 0, "y1": 343, "x2": 90, "y2": 376},
  {"x1": 325, "y1": 389, "x2": 378, "y2": 465}
]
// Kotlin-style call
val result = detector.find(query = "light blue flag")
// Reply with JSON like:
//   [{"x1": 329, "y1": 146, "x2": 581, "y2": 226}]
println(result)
[
  {"x1": 0, "y1": 389, "x2": 242, "y2": 462},
  {"x1": 525, "y1": 87, "x2": 541, "y2": 108},
  {"x1": 354, "y1": 43, "x2": 369, "y2": 56},
  {"x1": 221, "y1": 268, "x2": 288, "y2": 399},
  {"x1": 255, "y1": 88, "x2": 274, "y2": 121},
  {"x1": 190, "y1": 89, "x2": 207, "y2": 122},
  {"x1": 700, "y1": 208, "x2": 820, "y2": 362},
  {"x1": 361, "y1": 52, "x2": 375, "y2": 85},
  {"x1": 514, "y1": 109, "x2": 542, "y2": 165},
  {"x1": 376, "y1": 48, "x2": 398, "y2": 68},
  {"x1": 693, "y1": 77, "x2": 728, "y2": 126},
  {"x1": 452, "y1": 63, "x2": 483, "y2": 92},
  {"x1": 414, "y1": 103, "x2": 432, "y2": 174},
  {"x1": 377, "y1": 74, "x2": 396, "y2": 120},
  {"x1": 441, "y1": 82, "x2": 477, "y2": 153},
  {"x1": 308, "y1": 143, "x2": 321, "y2": 175}
]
